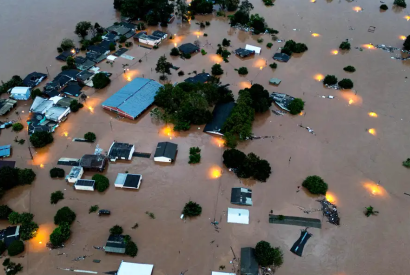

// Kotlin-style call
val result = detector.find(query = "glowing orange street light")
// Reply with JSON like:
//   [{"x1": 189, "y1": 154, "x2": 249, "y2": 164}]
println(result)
[
  {"x1": 326, "y1": 192, "x2": 336, "y2": 203},
  {"x1": 368, "y1": 112, "x2": 378, "y2": 117},
  {"x1": 88, "y1": 106, "x2": 94, "y2": 113},
  {"x1": 353, "y1": 6, "x2": 362, "y2": 12},
  {"x1": 400, "y1": 35, "x2": 407, "y2": 40},
  {"x1": 40, "y1": 164, "x2": 44, "y2": 168},
  {"x1": 259, "y1": 66, "x2": 263, "y2": 70},
  {"x1": 363, "y1": 44, "x2": 375, "y2": 49},
  {"x1": 311, "y1": 33, "x2": 320, "y2": 37},
  {"x1": 63, "y1": 131, "x2": 68, "y2": 137},
  {"x1": 71, "y1": 49, "x2": 76, "y2": 54},
  {"x1": 405, "y1": 15, "x2": 410, "y2": 21},
  {"x1": 331, "y1": 50, "x2": 339, "y2": 55},
  {"x1": 174, "y1": 43, "x2": 177, "y2": 47},
  {"x1": 299, "y1": 111, "x2": 304, "y2": 116},
  {"x1": 368, "y1": 128, "x2": 376, "y2": 135},
  {"x1": 310, "y1": 0, "x2": 316, "y2": 2},
  {"x1": 314, "y1": 74, "x2": 324, "y2": 81},
  {"x1": 348, "y1": 99, "x2": 354, "y2": 105},
  {"x1": 127, "y1": 76, "x2": 131, "y2": 81}
]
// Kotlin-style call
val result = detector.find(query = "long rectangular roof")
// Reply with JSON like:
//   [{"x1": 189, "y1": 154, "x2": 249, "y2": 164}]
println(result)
[
  {"x1": 203, "y1": 101, "x2": 235, "y2": 134},
  {"x1": 154, "y1": 142, "x2": 177, "y2": 160},
  {"x1": 0, "y1": 145, "x2": 11, "y2": 157},
  {"x1": 102, "y1": 78, "x2": 163, "y2": 119}
]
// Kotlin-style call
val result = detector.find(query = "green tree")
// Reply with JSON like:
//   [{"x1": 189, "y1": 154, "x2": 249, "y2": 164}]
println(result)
[
  {"x1": 223, "y1": 149, "x2": 247, "y2": 168},
  {"x1": 50, "y1": 191, "x2": 64, "y2": 204},
  {"x1": 249, "y1": 14, "x2": 266, "y2": 33},
  {"x1": 230, "y1": 10, "x2": 250, "y2": 25},
  {"x1": 380, "y1": 4, "x2": 388, "y2": 9},
  {"x1": 155, "y1": 55, "x2": 172, "y2": 80},
  {"x1": 222, "y1": 38, "x2": 231, "y2": 46},
  {"x1": 110, "y1": 225, "x2": 123, "y2": 235},
  {"x1": 0, "y1": 167, "x2": 19, "y2": 190},
  {"x1": 66, "y1": 56, "x2": 75, "y2": 69},
  {"x1": 31, "y1": 88, "x2": 42, "y2": 99},
  {"x1": 338, "y1": 79, "x2": 354, "y2": 89},
  {"x1": 182, "y1": 201, "x2": 202, "y2": 217},
  {"x1": 93, "y1": 72, "x2": 111, "y2": 89},
  {"x1": 119, "y1": 35, "x2": 127, "y2": 43},
  {"x1": 302, "y1": 175, "x2": 328, "y2": 195},
  {"x1": 189, "y1": 0, "x2": 213, "y2": 14},
  {"x1": 50, "y1": 222, "x2": 71, "y2": 246},
  {"x1": 176, "y1": 0, "x2": 189, "y2": 20},
  {"x1": 114, "y1": 0, "x2": 122, "y2": 10},
  {"x1": 7, "y1": 240, "x2": 24, "y2": 256},
  {"x1": 0, "y1": 205, "x2": 12, "y2": 219},
  {"x1": 323, "y1": 75, "x2": 338, "y2": 85},
  {"x1": 403, "y1": 35, "x2": 410, "y2": 51},
  {"x1": 339, "y1": 41, "x2": 351, "y2": 50},
  {"x1": 226, "y1": 0, "x2": 240, "y2": 10},
  {"x1": 30, "y1": 131, "x2": 54, "y2": 148},
  {"x1": 211, "y1": 64, "x2": 224, "y2": 75},
  {"x1": 50, "y1": 168, "x2": 65, "y2": 178},
  {"x1": 54, "y1": 207, "x2": 76, "y2": 225},
  {"x1": 288, "y1": 98, "x2": 305, "y2": 115},
  {"x1": 238, "y1": 67, "x2": 248, "y2": 75},
  {"x1": 403, "y1": 158, "x2": 410, "y2": 168},
  {"x1": 223, "y1": 132, "x2": 238, "y2": 148},
  {"x1": 2, "y1": 258, "x2": 23, "y2": 275},
  {"x1": 60, "y1": 38, "x2": 75, "y2": 51},
  {"x1": 125, "y1": 241, "x2": 138, "y2": 257},
  {"x1": 343, "y1": 66, "x2": 356, "y2": 72},
  {"x1": 394, "y1": 0, "x2": 407, "y2": 7},
  {"x1": 75, "y1": 21, "x2": 92, "y2": 38},
  {"x1": 252, "y1": 159, "x2": 272, "y2": 182},
  {"x1": 20, "y1": 221, "x2": 39, "y2": 241},
  {"x1": 12, "y1": 123, "x2": 23, "y2": 132},
  {"x1": 89, "y1": 205, "x2": 99, "y2": 214},
  {"x1": 248, "y1": 84, "x2": 271, "y2": 113},
  {"x1": 170, "y1": 47, "x2": 180, "y2": 56},
  {"x1": 0, "y1": 241, "x2": 5, "y2": 254},
  {"x1": 84, "y1": 132, "x2": 96, "y2": 142},
  {"x1": 255, "y1": 241, "x2": 283, "y2": 267},
  {"x1": 364, "y1": 206, "x2": 379, "y2": 217},
  {"x1": 8, "y1": 212, "x2": 20, "y2": 225},
  {"x1": 109, "y1": 43, "x2": 116, "y2": 51},
  {"x1": 92, "y1": 174, "x2": 109, "y2": 192},
  {"x1": 18, "y1": 169, "x2": 36, "y2": 185},
  {"x1": 19, "y1": 213, "x2": 34, "y2": 224}
]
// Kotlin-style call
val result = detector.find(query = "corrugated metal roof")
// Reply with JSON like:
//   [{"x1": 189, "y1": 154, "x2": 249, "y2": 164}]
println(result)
[{"x1": 102, "y1": 78, "x2": 163, "y2": 119}]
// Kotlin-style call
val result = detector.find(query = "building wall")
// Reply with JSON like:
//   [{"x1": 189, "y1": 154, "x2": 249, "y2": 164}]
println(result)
[
  {"x1": 102, "y1": 106, "x2": 135, "y2": 120},
  {"x1": 154, "y1": 156, "x2": 171, "y2": 162},
  {"x1": 74, "y1": 185, "x2": 94, "y2": 191}
]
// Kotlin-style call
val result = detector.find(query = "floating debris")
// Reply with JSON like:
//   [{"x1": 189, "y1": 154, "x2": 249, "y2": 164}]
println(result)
[{"x1": 317, "y1": 199, "x2": 340, "y2": 225}]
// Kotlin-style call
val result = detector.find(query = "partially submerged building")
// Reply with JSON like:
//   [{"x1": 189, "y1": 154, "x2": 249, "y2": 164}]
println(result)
[
  {"x1": 184, "y1": 73, "x2": 211, "y2": 84},
  {"x1": 245, "y1": 44, "x2": 261, "y2": 55},
  {"x1": 270, "y1": 92, "x2": 295, "y2": 112},
  {"x1": 0, "y1": 99, "x2": 17, "y2": 116},
  {"x1": 240, "y1": 247, "x2": 258, "y2": 275},
  {"x1": 101, "y1": 78, "x2": 163, "y2": 120},
  {"x1": 273, "y1": 53, "x2": 290, "y2": 62},
  {"x1": 77, "y1": 70, "x2": 94, "y2": 85},
  {"x1": 151, "y1": 30, "x2": 168, "y2": 40},
  {"x1": 65, "y1": 166, "x2": 84, "y2": 183},
  {"x1": 74, "y1": 179, "x2": 95, "y2": 191},
  {"x1": 74, "y1": 56, "x2": 95, "y2": 71},
  {"x1": 0, "y1": 226, "x2": 20, "y2": 247},
  {"x1": 104, "y1": 234, "x2": 126, "y2": 254},
  {"x1": 27, "y1": 112, "x2": 58, "y2": 134},
  {"x1": 79, "y1": 154, "x2": 107, "y2": 172},
  {"x1": 231, "y1": 188, "x2": 252, "y2": 206},
  {"x1": 203, "y1": 101, "x2": 235, "y2": 135},
  {"x1": 45, "y1": 106, "x2": 70, "y2": 122},
  {"x1": 138, "y1": 34, "x2": 162, "y2": 46},
  {"x1": 23, "y1": 72, "x2": 47, "y2": 88},
  {"x1": 227, "y1": 208, "x2": 249, "y2": 224},
  {"x1": 290, "y1": 229, "x2": 312, "y2": 257},
  {"x1": 10, "y1": 87, "x2": 31, "y2": 100},
  {"x1": 62, "y1": 82, "x2": 82, "y2": 97},
  {"x1": 0, "y1": 145, "x2": 11, "y2": 158},
  {"x1": 108, "y1": 142, "x2": 135, "y2": 162},
  {"x1": 179, "y1": 43, "x2": 200, "y2": 55},
  {"x1": 234, "y1": 48, "x2": 256, "y2": 58},
  {"x1": 154, "y1": 142, "x2": 177, "y2": 163},
  {"x1": 114, "y1": 173, "x2": 142, "y2": 189},
  {"x1": 116, "y1": 261, "x2": 154, "y2": 275},
  {"x1": 56, "y1": 51, "x2": 75, "y2": 61}
]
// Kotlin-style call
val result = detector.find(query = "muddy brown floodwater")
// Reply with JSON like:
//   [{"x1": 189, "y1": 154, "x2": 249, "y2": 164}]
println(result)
[{"x1": 1, "y1": 0, "x2": 410, "y2": 274}]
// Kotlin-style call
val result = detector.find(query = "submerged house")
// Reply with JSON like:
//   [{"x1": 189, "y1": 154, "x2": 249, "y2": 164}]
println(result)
[
  {"x1": 184, "y1": 73, "x2": 211, "y2": 84},
  {"x1": 240, "y1": 247, "x2": 258, "y2": 275},
  {"x1": 74, "y1": 56, "x2": 95, "y2": 71},
  {"x1": 79, "y1": 154, "x2": 107, "y2": 172},
  {"x1": 154, "y1": 142, "x2": 178, "y2": 163},
  {"x1": 234, "y1": 48, "x2": 256, "y2": 58},
  {"x1": 231, "y1": 188, "x2": 252, "y2": 206},
  {"x1": 108, "y1": 142, "x2": 135, "y2": 162},
  {"x1": 227, "y1": 208, "x2": 249, "y2": 224},
  {"x1": 203, "y1": 101, "x2": 235, "y2": 135},
  {"x1": 179, "y1": 43, "x2": 200, "y2": 55},
  {"x1": 114, "y1": 173, "x2": 142, "y2": 189},
  {"x1": 0, "y1": 145, "x2": 11, "y2": 158},
  {"x1": 74, "y1": 179, "x2": 95, "y2": 191},
  {"x1": 270, "y1": 92, "x2": 295, "y2": 112},
  {"x1": 0, "y1": 226, "x2": 20, "y2": 247},
  {"x1": 65, "y1": 166, "x2": 84, "y2": 183},
  {"x1": 116, "y1": 262, "x2": 154, "y2": 275},
  {"x1": 23, "y1": 72, "x2": 47, "y2": 88},
  {"x1": 27, "y1": 112, "x2": 58, "y2": 134},
  {"x1": 245, "y1": 45, "x2": 261, "y2": 55},
  {"x1": 10, "y1": 87, "x2": 31, "y2": 100},
  {"x1": 151, "y1": 30, "x2": 168, "y2": 40},
  {"x1": 0, "y1": 99, "x2": 17, "y2": 116},
  {"x1": 273, "y1": 53, "x2": 290, "y2": 62},
  {"x1": 104, "y1": 234, "x2": 127, "y2": 254},
  {"x1": 138, "y1": 34, "x2": 162, "y2": 46}
]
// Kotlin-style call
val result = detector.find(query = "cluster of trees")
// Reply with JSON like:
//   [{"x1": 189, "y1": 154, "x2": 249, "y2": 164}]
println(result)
[
  {"x1": 117, "y1": 0, "x2": 174, "y2": 26},
  {"x1": 212, "y1": 64, "x2": 224, "y2": 75},
  {"x1": 70, "y1": 99, "x2": 83, "y2": 112},
  {"x1": 75, "y1": 21, "x2": 104, "y2": 39},
  {"x1": 189, "y1": 0, "x2": 213, "y2": 14},
  {"x1": 93, "y1": 73, "x2": 111, "y2": 89},
  {"x1": 0, "y1": 166, "x2": 36, "y2": 198},
  {"x1": 7, "y1": 212, "x2": 38, "y2": 241},
  {"x1": 403, "y1": 35, "x2": 410, "y2": 51},
  {"x1": 237, "y1": 67, "x2": 248, "y2": 75},
  {"x1": 188, "y1": 147, "x2": 201, "y2": 164},
  {"x1": 84, "y1": 132, "x2": 96, "y2": 142},
  {"x1": 215, "y1": 0, "x2": 240, "y2": 11},
  {"x1": 182, "y1": 201, "x2": 202, "y2": 217},
  {"x1": 281, "y1": 40, "x2": 308, "y2": 56},
  {"x1": 2, "y1": 258, "x2": 23, "y2": 275},
  {"x1": 223, "y1": 149, "x2": 272, "y2": 182},
  {"x1": 323, "y1": 75, "x2": 354, "y2": 89},
  {"x1": 152, "y1": 81, "x2": 234, "y2": 131},
  {"x1": 50, "y1": 207, "x2": 76, "y2": 247},
  {"x1": 288, "y1": 98, "x2": 305, "y2": 115},
  {"x1": 92, "y1": 174, "x2": 109, "y2": 192},
  {"x1": 343, "y1": 65, "x2": 356, "y2": 73},
  {"x1": 50, "y1": 191, "x2": 64, "y2": 204},
  {"x1": 31, "y1": 88, "x2": 42, "y2": 99},
  {"x1": 222, "y1": 84, "x2": 271, "y2": 147},
  {"x1": 50, "y1": 168, "x2": 65, "y2": 178},
  {"x1": 109, "y1": 225, "x2": 138, "y2": 257},
  {"x1": 155, "y1": 55, "x2": 173, "y2": 80},
  {"x1": 216, "y1": 45, "x2": 230, "y2": 62},
  {"x1": 302, "y1": 175, "x2": 328, "y2": 195},
  {"x1": 0, "y1": 75, "x2": 23, "y2": 94},
  {"x1": 394, "y1": 0, "x2": 406, "y2": 8},
  {"x1": 59, "y1": 38, "x2": 75, "y2": 52},
  {"x1": 12, "y1": 123, "x2": 23, "y2": 132},
  {"x1": 62, "y1": 56, "x2": 76, "y2": 71},
  {"x1": 30, "y1": 131, "x2": 54, "y2": 148},
  {"x1": 339, "y1": 41, "x2": 351, "y2": 51},
  {"x1": 230, "y1": 0, "x2": 254, "y2": 26},
  {"x1": 255, "y1": 241, "x2": 284, "y2": 268}
]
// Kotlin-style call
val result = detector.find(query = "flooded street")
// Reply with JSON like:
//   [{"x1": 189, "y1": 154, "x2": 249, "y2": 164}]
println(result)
[{"x1": 1, "y1": 0, "x2": 410, "y2": 275}]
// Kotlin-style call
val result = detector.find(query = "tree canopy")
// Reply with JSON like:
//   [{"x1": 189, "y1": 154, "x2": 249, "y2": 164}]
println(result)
[
  {"x1": 92, "y1": 73, "x2": 111, "y2": 89},
  {"x1": 0, "y1": 167, "x2": 36, "y2": 195},
  {"x1": 255, "y1": 241, "x2": 284, "y2": 267},
  {"x1": 92, "y1": 174, "x2": 109, "y2": 192},
  {"x1": 182, "y1": 201, "x2": 202, "y2": 217},
  {"x1": 338, "y1": 79, "x2": 354, "y2": 89},
  {"x1": 281, "y1": 40, "x2": 308, "y2": 55},
  {"x1": 403, "y1": 35, "x2": 410, "y2": 51},
  {"x1": 109, "y1": 225, "x2": 123, "y2": 235},
  {"x1": 189, "y1": 0, "x2": 213, "y2": 14},
  {"x1": 323, "y1": 75, "x2": 338, "y2": 86},
  {"x1": 50, "y1": 191, "x2": 64, "y2": 204},
  {"x1": 288, "y1": 98, "x2": 305, "y2": 115},
  {"x1": 339, "y1": 41, "x2": 351, "y2": 50},
  {"x1": 120, "y1": 0, "x2": 174, "y2": 26},
  {"x1": 0, "y1": 205, "x2": 12, "y2": 219},
  {"x1": 75, "y1": 21, "x2": 92, "y2": 38},
  {"x1": 50, "y1": 168, "x2": 65, "y2": 178},
  {"x1": 125, "y1": 241, "x2": 138, "y2": 257},
  {"x1": 247, "y1": 84, "x2": 271, "y2": 113},
  {"x1": 211, "y1": 64, "x2": 224, "y2": 76},
  {"x1": 84, "y1": 132, "x2": 96, "y2": 142},
  {"x1": 29, "y1": 131, "x2": 54, "y2": 148},
  {"x1": 302, "y1": 175, "x2": 328, "y2": 195},
  {"x1": 155, "y1": 55, "x2": 172, "y2": 80},
  {"x1": 0, "y1": 75, "x2": 23, "y2": 95},
  {"x1": 54, "y1": 207, "x2": 76, "y2": 225},
  {"x1": 7, "y1": 240, "x2": 24, "y2": 256},
  {"x1": 50, "y1": 222, "x2": 71, "y2": 247}
]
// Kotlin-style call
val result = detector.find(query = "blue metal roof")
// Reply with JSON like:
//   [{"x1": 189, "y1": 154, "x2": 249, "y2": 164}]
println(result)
[
  {"x1": 101, "y1": 78, "x2": 163, "y2": 118},
  {"x1": 0, "y1": 145, "x2": 11, "y2": 157}
]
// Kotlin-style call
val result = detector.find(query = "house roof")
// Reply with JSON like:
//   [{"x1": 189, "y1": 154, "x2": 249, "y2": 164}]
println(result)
[
  {"x1": 88, "y1": 45, "x2": 107, "y2": 55},
  {"x1": 212, "y1": 272, "x2": 235, "y2": 275},
  {"x1": 203, "y1": 101, "x2": 235, "y2": 135},
  {"x1": 0, "y1": 226, "x2": 20, "y2": 247},
  {"x1": 0, "y1": 145, "x2": 11, "y2": 158},
  {"x1": 269, "y1": 78, "x2": 281, "y2": 85},
  {"x1": 115, "y1": 173, "x2": 142, "y2": 189},
  {"x1": 0, "y1": 99, "x2": 17, "y2": 115},
  {"x1": 134, "y1": 32, "x2": 147, "y2": 39},
  {"x1": 23, "y1": 72, "x2": 47, "y2": 88},
  {"x1": 117, "y1": 262, "x2": 154, "y2": 275},
  {"x1": 103, "y1": 32, "x2": 119, "y2": 42},
  {"x1": 245, "y1": 45, "x2": 261, "y2": 54},
  {"x1": 86, "y1": 52, "x2": 107, "y2": 63},
  {"x1": 45, "y1": 106, "x2": 69, "y2": 121},
  {"x1": 178, "y1": 43, "x2": 199, "y2": 55},
  {"x1": 101, "y1": 78, "x2": 163, "y2": 119},
  {"x1": 74, "y1": 57, "x2": 95, "y2": 71},
  {"x1": 184, "y1": 73, "x2": 211, "y2": 84},
  {"x1": 227, "y1": 208, "x2": 249, "y2": 224},
  {"x1": 67, "y1": 166, "x2": 83, "y2": 179},
  {"x1": 108, "y1": 142, "x2": 134, "y2": 159},
  {"x1": 105, "y1": 234, "x2": 126, "y2": 253},
  {"x1": 56, "y1": 51, "x2": 75, "y2": 61},
  {"x1": 139, "y1": 34, "x2": 162, "y2": 42},
  {"x1": 231, "y1": 188, "x2": 252, "y2": 206},
  {"x1": 114, "y1": 48, "x2": 129, "y2": 57},
  {"x1": 240, "y1": 247, "x2": 258, "y2": 275},
  {"x1": 234, "y1": 48, "x2": 255, "y2": 57},
  {"x1": 111, "y1": 26, "x2": 131, "y2": 35},
  {"x1": 10, "y1": 87, "x2": 30, "y2": 95},
  {"x1": 30, "y1": 97, "x2": 53, "y2": 113},
  {"x1": 27, "y1": 112, "x2": 58, "y2": 134},
  {"x1": 270, "y1": 92, "x2": 295, "y2": 111},
  {"x1": 60, "y1": 69, "x2": 80, "y2": 79},
  {"x1": 79, "y1": 154, "x2": 107, "y2": 169},
  {"x1": 273, "y1": 53, "x2": 290, "y2": 62},
  {"x1": 0, "y1": 160, "x2": 16, "y2": 169},
  {"x1": 62, "y1": 82, "x2": 82, "y2": 97},
  {"x1": 56, "y1": 97, "x2": 74, "y2": 108},
  {"x1": 152, "y1": 30, "x2": 167, "y2": 38},
  {"x1": 154, "y1": 142, "x2": 177, "y2": 160},
  {"x1": 77, "y1": 70, "x2": 94, "y2": 82},
  {"x1": 75, "y1": 179, "x2": 95, "y2": 187}
]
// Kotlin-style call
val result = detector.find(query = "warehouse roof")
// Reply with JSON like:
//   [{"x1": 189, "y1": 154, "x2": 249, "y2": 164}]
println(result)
[
  {"x1": 240, "y1": 247, "x2": 258, "y2": 275},
  {"x1": 231, "y1": 188, "x2": 252, "y2": 206},
  {"x1": 101, "y1": 78, "x2": 163, "y2": 119}
]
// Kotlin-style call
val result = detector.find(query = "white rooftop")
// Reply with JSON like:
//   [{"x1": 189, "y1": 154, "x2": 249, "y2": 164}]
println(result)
[
  {"x1": 212, "y1": 272, "x2": 236, "y2": 275},
  {"x1": 10, "y1": 87, "x2": 30, "y2": 94},
  {"x1": 227, "y1": 208, "x2": 249, "y2": 224},
  {"x1": 30, "y1": 97, "x2": 54, "y2": 114},
  {"x1": 117, "y1": 262, "x2": 154, "y2": 275},
  {"x1": 245, "y1": 44, "x2": 261, "y2": 54}
]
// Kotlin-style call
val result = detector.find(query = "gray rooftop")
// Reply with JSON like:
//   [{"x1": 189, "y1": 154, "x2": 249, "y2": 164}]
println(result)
[
  {"x1": 101, "y1": 78, "x2": 163, "y2": 119},
  {"x1": 154, "y1": 142, "x2": 178, "y2": 160},
  {"x1": 231, "y1": 188, "x2": 253, "y2": 206},
  {"x1": 75, "y1": 179, "x2": 95, "y2": 187},
  {"x1": 241, "y1": 247, "x2": 258, "y2": 275}
]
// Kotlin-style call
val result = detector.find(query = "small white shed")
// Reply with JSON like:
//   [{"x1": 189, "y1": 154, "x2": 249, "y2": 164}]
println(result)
[
  {"x1": 139, "y1": 34, "x2": 162, "y2": 46},
  {"x1": 74, "y1": 179, "x2": 95, "y2": 191},
  {"x1": 66, "y1": 166, "x2": 84, "y2": 183},
  {"x1": 117, "y1": 261, "x2": 154, "y2": 275},
  {"x1": 227, "y1": 208, "x2": 249, "y2": 224},
  {"x1": 115, "y1": 173, "x2": 142, "y2": 189},
  {"x1": 10, "y1": 87, "x2": 31, "y2": 100},
  {"x1": 245, "y1": 44, "x2": 261, "y2": 55}
]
